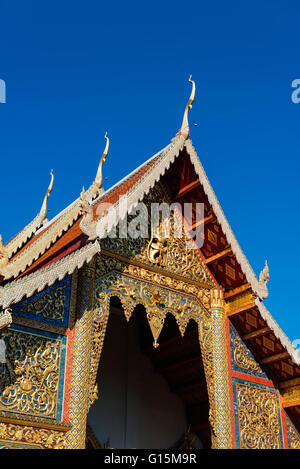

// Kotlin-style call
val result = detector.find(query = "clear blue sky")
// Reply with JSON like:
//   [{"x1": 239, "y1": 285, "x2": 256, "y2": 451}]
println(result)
[{"x1": 0, "y1": 1, "x2": 299, "y2": 341}]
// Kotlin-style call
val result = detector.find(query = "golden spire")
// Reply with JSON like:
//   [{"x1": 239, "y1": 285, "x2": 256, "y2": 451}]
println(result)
[
  {"x1": 179, "y1": 75, "x2": 196, "y2": 140},
  {"x1": 94, "y1": 132, "x2": 109, "y2": 189},
  {"x1": 39, "y1": 169, "x2": 54, "y2": 219}
]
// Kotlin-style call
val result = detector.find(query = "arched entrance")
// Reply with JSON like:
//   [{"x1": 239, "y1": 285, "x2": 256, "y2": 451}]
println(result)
[
  {"x1": 85, "y1": 254, "x2": 216, "y2": 448},
  {"x1": 87, "y1": 298, "x2": 211, "y2": 448}
]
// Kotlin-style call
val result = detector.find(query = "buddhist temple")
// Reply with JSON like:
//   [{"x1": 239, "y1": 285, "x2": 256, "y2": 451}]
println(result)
[{"x1": 0, "y1": 78, "x2": 299, "y2": 450}]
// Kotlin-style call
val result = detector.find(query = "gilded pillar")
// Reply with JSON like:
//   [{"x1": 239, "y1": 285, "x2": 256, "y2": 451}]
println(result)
[
  {"x1": 65, "y1": 261, "x2": 96, "y2": 448},
  {"x1": 210, "y1": 287, "x2": 232, "y2": 449}
]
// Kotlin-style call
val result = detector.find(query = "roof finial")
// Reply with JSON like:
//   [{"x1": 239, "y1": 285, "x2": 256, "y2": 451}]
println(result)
[
  {"x1": 95, "y1": 132, "x2": 109, "y2": 189},
  {"x1": 40, "y1": 169, "x2": 54, "y2": 219},
  {"x1": 0, "y1": 235, "x2": 9, "y2": 269},
  {"x1": 179, "y1": 75, "x2": 196, "y2": 140}
]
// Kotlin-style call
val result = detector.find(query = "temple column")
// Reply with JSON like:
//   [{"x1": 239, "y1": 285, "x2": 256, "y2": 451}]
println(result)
[
  {"x1": 65, "y1": 260, "x2": 96, "y2": 449},
  {"x1": 210, "y1": 287, "x2": 232, "y2": 449}
]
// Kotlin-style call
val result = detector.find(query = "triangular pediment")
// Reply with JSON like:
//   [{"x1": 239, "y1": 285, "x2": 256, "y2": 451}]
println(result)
[{"x1": 100, "y1": 181, "x2": 215, "y2": 289}]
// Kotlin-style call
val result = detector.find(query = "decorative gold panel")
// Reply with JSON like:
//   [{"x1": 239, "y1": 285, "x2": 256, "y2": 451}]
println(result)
[
  {"x1": 287, "y1": 422, "x2": 300, "y2": 449},
  {"x1": 226, "y1": 290, "x2": 255, "y2": 313},
  {"x1": 0, "y1": 422, "x2": 65, "y2": 449},
  {"x1": 0, "y1": 329, "x2": 61, "y2": 419},
  {"x1": 235, "y1": 383, "x2": 281, "y2": 449},
  {"x1": 233, "y1": 337, "x2": 264, "y2": 375}
]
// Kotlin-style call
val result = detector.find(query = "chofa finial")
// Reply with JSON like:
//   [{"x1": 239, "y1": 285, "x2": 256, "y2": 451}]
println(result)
[
  {"x1": 39, "y1": 169, "x2": 54, "y2": 219},
  {"x1": 95, "y1": 132, "x2": 109, "y2": 189},
  {"x1": 179, "y1": 75, "x2": 196, "y2": 140},
  {"x1": 0, "y1": 235, "x2": 9, "y2": 269}
]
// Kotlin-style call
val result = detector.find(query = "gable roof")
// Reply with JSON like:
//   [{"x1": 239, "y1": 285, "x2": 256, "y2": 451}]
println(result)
[{"x1": 0, "y1": 133, "x2": 299, "y2": 370}]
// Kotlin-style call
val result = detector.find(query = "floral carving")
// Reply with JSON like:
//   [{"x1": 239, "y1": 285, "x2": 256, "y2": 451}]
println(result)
[
  {"x1": 233, "y1": 337, "x2": 264, "y2": 375},
  {"x1": 236, "y1": 383, "x2": 281, "y2": 449},
  {"x1": 0, "y1": 328, "x2": 61, "y2": 419}
]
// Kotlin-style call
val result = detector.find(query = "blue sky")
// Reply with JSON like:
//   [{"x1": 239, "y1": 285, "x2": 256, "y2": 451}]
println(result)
[{"x1": 0, "y1": 0, "x2": 299, "y2": 341}]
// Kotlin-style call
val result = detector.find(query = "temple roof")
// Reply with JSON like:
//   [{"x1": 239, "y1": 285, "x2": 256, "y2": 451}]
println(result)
[
  {"x1": 0, "y1": 133, "x2": 299, "y2": 370},
  {"x1": 0, "y1": 79, "x2": 299, "y2": 425}
]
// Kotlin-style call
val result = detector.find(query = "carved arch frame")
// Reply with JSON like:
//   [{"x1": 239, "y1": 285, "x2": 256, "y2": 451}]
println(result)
[{"x1": 87, "y1": 254, "x2": 218, "y2": 447}]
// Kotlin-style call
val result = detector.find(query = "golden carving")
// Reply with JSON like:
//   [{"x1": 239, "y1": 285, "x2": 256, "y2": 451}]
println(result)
[
  {"x1": 101, "y1": 184, "x2": 214, "y2": 288},
  {"x1": 91, "y1": 254, "x2": 219, "y2": 446},
  {"x1": 210, "y1": 288, "x2": 232, "y2": 449},
  {"x1": 233, "y1": 337, "x2": 264, "y2": 375},
  {"x1": 0, "y1": 422, "x2": 65, "y2": 449},
  {"x1": 0, "y1": 329, "x2": 61, "y2": 418},
  {"x1": 236, "y1": 383, "x2": 281, "y2": 449},
  {"x1": 65, "y1": 261, "x2": 96, "y2": 449},
  {"x1": 88, "y1": 316, "x2": 110, "y2": 410},
  {"x1": 287, "y1": 423, "x2": 300, "y2": 449},
  {"x1": 18, "y1": 285, "x2": 66, "y2": 322},
  {"x1": 147, "y1": 228, "x2": 169, "y2": 267},
  {"x1": 210, "y1": 288, "x2": 225, "y2": 309},
  {"x1": 147, "y1": 312, "x2": 166, "y2": 348},
  {"x1": 281, "y1": 385, "x2": 300, "y2": 403},
  {"x1": 226, "y1": 290, "x2": 254, "y2": 313}
]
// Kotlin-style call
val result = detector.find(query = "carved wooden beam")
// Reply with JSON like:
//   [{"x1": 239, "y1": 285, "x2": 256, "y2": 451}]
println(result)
[
  {"x1": 188, "y1": 214, "x2": 216, "y2": 232},
  {"x1": 204, "y1": 248, "x2": 232, "y2": 265},
  {"x1": 224, "y1": 283, "x2": 252, "y2": 299},
  {"x1": 226, "y1": 302, "x2": 256, "y2": 318},
  {"x1": 279, "y1": 377, "x2": 300, "y2": 389},
  {"x1": 174, "y1": 180, "x2": 201, "y2": 200},
  {"x1": 242, "y1": 326, "x2": 271, "y2": 341},
  {"x1": 282, "y1": 400, "x2": 300, "y2": 409},
  {"x1": 261, "y1": 351, "x2": 290, "y2": 365}
]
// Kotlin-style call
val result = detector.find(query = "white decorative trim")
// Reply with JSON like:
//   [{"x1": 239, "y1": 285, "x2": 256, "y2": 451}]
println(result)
[
  {"x1": 255, "y1": 299, "x2": 300, "y2": 365},
  {"x1": 5, "y1": 213, "x2": 46, "y2": 259},
  {"x1": 0, "y1": 203, "x2": 82, "y2": 281},
  {"x1": 0, "y1": 241, "x2": 100, "y2": 308}
]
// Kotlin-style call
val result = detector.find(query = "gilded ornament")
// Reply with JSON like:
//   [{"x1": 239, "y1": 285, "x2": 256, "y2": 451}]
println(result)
[
  {"x1": 0, "y1": 328, "x2": 61, "y2": 419},
  {"x1": 18, "y1": 285, "x2": 66, "y2": 322},
  {"x1": 233, "y1": 336, "x2": 264, "y2": 375},
  {"x1": 236, "y1": 383, "x2": 281, "y2": 449},
  {"x1": 287, "y1": 423, "x2": 300, "y2": 449},
  {"x1": 179, "y1": 76, "x2": 195, "y2": 140}
]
